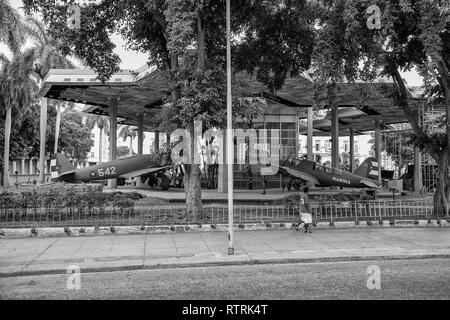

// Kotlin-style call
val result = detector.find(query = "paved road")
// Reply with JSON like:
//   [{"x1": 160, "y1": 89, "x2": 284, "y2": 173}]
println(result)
[
  {"x1": 1, "y1": 259, "x2": 449, "y2": 300},
  {"x1": 2, "y1": 228, "x2": 449, "y2": 276}
]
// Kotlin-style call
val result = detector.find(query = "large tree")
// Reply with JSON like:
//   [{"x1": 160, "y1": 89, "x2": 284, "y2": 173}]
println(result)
[
  {"x1": 85, "y1": 115, "x2": 110, "y2": 163},
  {"x1": 0, "y1": 50, "x2": 38, "y2": 187},
  {"x1": 45, "y1": 106, "x2": 94, "y2": 162},
  {"x1": 118, "y1": 125, "x2": 137, "y2": 155},
  {"x1": 25, "y1": 17, "x2": 75, "y2": 155},
  {"x1": 23, "y1": 0, "x2": 317, "y2": 217},
  {"x1": 312, "y1": 0, "x2": 449, "y2": 216},
  {"x1": 0, "y1": 0, "x2": 27, "y2": 53}
]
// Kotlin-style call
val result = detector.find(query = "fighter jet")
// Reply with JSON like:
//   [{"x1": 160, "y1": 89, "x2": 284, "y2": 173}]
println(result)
[
  {"x1": 277, "y1": 156, "x2": 381, "y2": 189},
  {"x1": 50, "y1": 153, "x2": 172, "y2": 190}
]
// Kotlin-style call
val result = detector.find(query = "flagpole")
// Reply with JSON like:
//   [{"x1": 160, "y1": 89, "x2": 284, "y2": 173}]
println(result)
[{"x1": 226, "y1": 0, "x2": 234, "y2": 255}]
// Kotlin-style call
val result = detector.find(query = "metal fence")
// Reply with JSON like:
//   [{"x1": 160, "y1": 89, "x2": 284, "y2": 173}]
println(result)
[
  {"x1": 309, "y1": 200, "x2": 436, "y2": 222},
  {"x1": 0, "y1": 200, "x2": 442, "y2": 229}
]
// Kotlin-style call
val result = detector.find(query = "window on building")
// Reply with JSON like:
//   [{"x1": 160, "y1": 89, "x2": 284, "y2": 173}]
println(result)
[
  {"x1": 315, "y1": 143, "x2": 320, "y2": 152},
  {"x1": 91, "y1": 152, "x2": 95, "y2": 158},
  {"x1": 91, "y1": 133, "x2": 95, "y2": 139}
]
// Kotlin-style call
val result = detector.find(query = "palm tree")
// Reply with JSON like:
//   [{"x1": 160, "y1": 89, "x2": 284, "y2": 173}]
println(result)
[
  {"x1": 119, "y1": 125, "x2": 137, "y2": 156},
  {"x1": 0, "y1": 0, "x2": 27, "y2": 53},
  {"x1": 0, "y1": 50, "x2": 39, "y2": 187},
  {"x1": 25, "y1": 17, "x2": 74, "y2": 154},
  {"x1": 85, "y1": 115, "x2": 110, "y2": 163}
]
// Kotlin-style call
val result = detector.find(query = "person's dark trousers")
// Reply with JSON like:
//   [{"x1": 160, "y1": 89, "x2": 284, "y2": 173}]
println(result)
[{"x1": 304, "y1": 224, "x2": 312, "y2": 233}]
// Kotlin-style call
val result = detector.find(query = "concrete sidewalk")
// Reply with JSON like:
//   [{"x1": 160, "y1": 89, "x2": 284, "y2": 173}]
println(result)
[{"x1": 0, "y1": 228, "x2": 449, "y2": 277}]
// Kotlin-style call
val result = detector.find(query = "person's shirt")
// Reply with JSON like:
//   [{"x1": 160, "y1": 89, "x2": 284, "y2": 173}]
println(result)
[{"x1": 299, "y1": 193, "x2": 309, "y2": 212}]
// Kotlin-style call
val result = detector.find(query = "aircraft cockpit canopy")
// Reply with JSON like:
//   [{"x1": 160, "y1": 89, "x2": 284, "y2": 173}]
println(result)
[{"x1": 314, "y1": 164, "x2": 343, "y2": 176}]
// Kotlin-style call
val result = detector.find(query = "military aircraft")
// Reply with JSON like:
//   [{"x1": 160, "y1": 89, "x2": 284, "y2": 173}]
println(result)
[
  {"x1": 51, "y1": 153, "x2": 173, "y2": 190},
  {"x1": 277, "y1": 156, "x2": 381, "y2": 189}
]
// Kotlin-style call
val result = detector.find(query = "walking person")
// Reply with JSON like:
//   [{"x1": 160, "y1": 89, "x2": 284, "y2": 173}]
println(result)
[{"x1": 296, "y1": 187, "x2": 313, "y2": 233}]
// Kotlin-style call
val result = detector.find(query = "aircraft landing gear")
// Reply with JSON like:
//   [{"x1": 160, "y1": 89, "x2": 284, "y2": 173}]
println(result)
[
  {"x1": 286, "y1": 178, "x2": 302, "y2": 191},
  {"x1": 158, "y1": 173, "x2": 171, "y2": 191}
]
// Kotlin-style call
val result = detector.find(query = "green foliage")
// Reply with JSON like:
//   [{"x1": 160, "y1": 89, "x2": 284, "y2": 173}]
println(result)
[
  {"x1": 233, "y1": 0, "x2": 315, "y2": 93},
  {"x1": 45, "y1": 106, "x2": 94, "y2": 161},
  {"x1": 117, "y1": 146, "x2": 132, "y2": 158},
  {"x1": 23, "y1": 0, "x2": 121, "y2": 82},
  {"x1": 277, "y1": 192, "x2": 374, "y2": 204},
  {"x1": 0, "y1": 0, "x2": 27, "y2": 53},
  {"x1": 0, "y1": 186, "x2": 144, "y2": 216},
  {"x1": 148, "y1": 141, "x2": 177, "y2": 166}
]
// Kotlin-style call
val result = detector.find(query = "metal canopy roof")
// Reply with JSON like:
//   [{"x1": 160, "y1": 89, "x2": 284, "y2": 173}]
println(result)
[
  {"x1": 41, "y1": 68, "x2": 442, "y2": 134},
  {"x1": 236, "y1": 71, "x2": 442, "y2": 135},
  {"x1": 40, "y1": 68, "x2": 170, "y2": 131}
]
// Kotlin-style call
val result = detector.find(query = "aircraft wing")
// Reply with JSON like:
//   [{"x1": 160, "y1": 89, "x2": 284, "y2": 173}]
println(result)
[
  {"x1": 119, "y1": 166, "x2": 172, "y2": 179},
  {"x1": 59, "y1": 170, "x2": 76, "y2": 178},
  {"x1": 279, "y1": 166, "x2": 320, "y2": 185},
  {"x1": 361, "y1": 179, "x2": 381, "y2": 189}
]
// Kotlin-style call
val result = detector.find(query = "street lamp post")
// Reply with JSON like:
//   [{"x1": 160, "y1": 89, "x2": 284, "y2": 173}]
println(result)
[{"x1": 226, "y1": 0, "x2": 234, "y2": 256}]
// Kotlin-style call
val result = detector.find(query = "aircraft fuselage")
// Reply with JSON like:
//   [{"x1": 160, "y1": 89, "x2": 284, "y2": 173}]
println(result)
[
  {"x1": 60, "y1": 155, "x2": 159, "y2": 183},
  {"x1": 281, "y1": 159, "x2": 381, "y2": 188}
]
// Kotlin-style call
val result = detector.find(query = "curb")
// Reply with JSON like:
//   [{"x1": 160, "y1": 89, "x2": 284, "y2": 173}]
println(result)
[
  {"x1": 1, "y1": 253, "x2": 449, "y2": 278},
  {"x1": 0, "y1": 220, "x2": 449, "y2": 239}
]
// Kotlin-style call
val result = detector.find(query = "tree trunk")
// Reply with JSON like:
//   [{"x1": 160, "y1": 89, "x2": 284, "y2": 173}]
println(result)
[
  {"x1": 3, "y1": 107, "x2": 12, "y2": 187},
  {"x1": 54, "y1": 104, "x2": 61, "y2": 154},
  {"x1": 130, "y1": 137, "x2": 133, "y2": 156},
  {"x1": 433, "y1": 149, "x2": 450, "y2": 217},
  {"x1": 181, "y1": 13, "x2": 207, "y2": 219},
  {"x1": 434, "y1": 57, "x2": 450, "y2": 217},
  {"x1": 99, "y1": 129, "x2": 103, "y2": 163},
  {"x1": 184, "y1": 125, "x2": 203, "y2": 220}
]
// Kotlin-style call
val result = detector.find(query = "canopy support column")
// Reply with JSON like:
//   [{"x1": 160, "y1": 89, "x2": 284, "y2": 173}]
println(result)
[
  {"x1": 138, "y1": 113, "x2": 144, "y2": 155},
  {"x1": 349, "y1": 128, "x2": 355, "y2": 173},
  {"x1": 331, "y1": 105, "x2": 339, "y2": 168},
  {"x1": 39, "y1": 97, "x2": 48, "y2": 184},
  {"x1": 414, "y1": 107, "x2": 423, "y2": 193},
  {"x1": 154, "y1": 131, "x2": 160, "y2": 153},
  {"x1": 307, "y1": 106, "x2": 314, "y2": 161},
  {"x1": 374, "y1": 120, "x2": 382, "y2": 184},
  {"x1": 108, "y1": 99, "x2": 118, "y2": 189}
]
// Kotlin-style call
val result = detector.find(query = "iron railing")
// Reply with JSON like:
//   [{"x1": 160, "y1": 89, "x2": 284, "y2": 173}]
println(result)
[{"x1": 0, "y1": 200, "x2": 443, "y2": 229}]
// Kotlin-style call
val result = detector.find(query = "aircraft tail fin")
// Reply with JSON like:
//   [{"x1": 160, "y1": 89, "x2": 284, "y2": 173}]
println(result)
[
  {"x1": 51, "y1": 153, "x2": 76, "y2": 180},
  {"x1": 354, "y1": 157, "x2": 379, "y2": 181}
]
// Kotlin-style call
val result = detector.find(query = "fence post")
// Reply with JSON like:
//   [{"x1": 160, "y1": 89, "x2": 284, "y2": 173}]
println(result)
[{"x1": 330, "y1": 202, "x2": 333, "y2": 223}]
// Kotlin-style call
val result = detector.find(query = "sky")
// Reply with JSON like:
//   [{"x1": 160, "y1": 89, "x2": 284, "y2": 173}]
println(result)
[{"x1": 2, "y1": 0, "x2": 424, "y2": 86}]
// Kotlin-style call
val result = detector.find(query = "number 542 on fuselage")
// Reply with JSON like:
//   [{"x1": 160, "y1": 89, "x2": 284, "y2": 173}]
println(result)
[{"x1": 50, "y1": 153, "x2": 172, "y2": 190}]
